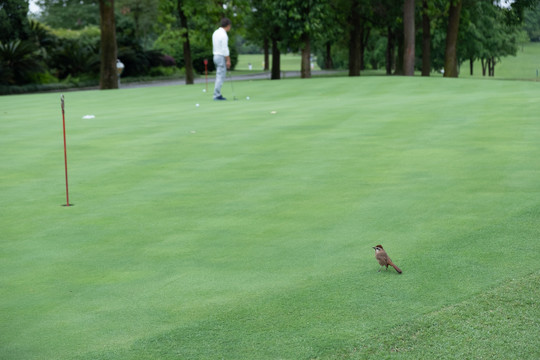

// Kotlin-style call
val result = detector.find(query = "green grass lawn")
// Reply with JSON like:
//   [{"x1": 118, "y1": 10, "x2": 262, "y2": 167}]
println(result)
[
  {"x1": 467, "y1": 42, "x2": 540, "y2": 80},
  {"x1": 236, "y1": 53, "x2": 322, "y2": 72},
  {"x1": 236, "y1": 42, "x2": 540, "y2": 81},
  {"x1": 1, "y1": 76, "x2": 539, "y2": 359}
]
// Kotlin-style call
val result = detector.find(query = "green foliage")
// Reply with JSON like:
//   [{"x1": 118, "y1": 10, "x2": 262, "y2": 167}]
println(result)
[
  {"x1": 460, "y1": 1, "x2": 522, "y2": 76},
  {"x1": 28, "y1": 19, "x2": 58, "y2": 49},
  {"x1": 50, "y1": 39, "x2": 100, "y2": 79},
  {"x1": 116, "y1": 0, "x2": 160, "y2": 48},
  {"x1": 0, "y1": 40, "x2": 43, "y2": 85},
  {"x1": 505, "y1": 0, "x2": 540, "y2": 25},
  {"x1": 37, "y1": 26, "x2": 102, "y2": 80},
  {"x1": 154, "y1": 0, "x2": 241, "y2": 74},
  {"x1": 118, "y1": 46, "x2": 164, "y2": 77},
  {"x1": 0, "y1": 0, "x2": 31, "y2": 43},
  {"x1": 148, "y1": 65, "x2": 182, "y2": 77},
  {"x1": 27, "y1": 70, "x2": 59, "y2": 84},
  {"x1": 49, "y1": 25, "x2": 101, "y2": 44},
  {"x1": 523, "y1": 1, "x2": 540, "y2": 41},
  {"x1": 36, "y1": 0, "x2": 100, "y2": 29}
]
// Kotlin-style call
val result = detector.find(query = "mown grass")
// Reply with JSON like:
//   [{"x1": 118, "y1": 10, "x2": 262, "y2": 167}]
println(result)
[
  {"x1": 1, "y1": 76, "x2": 539, "y2": 359},
  {"x1": 468, "y1": 42, "x2": 540, "y2": 80},
  {"x1": 236, "y1": 53, "x2": 322, "y2": 72},
  {"x1": 237, "y1": 42, "x2": 540, "y2": 81}
]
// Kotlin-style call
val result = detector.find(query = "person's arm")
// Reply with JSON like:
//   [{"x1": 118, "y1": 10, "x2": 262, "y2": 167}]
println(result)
[{"x1": 226, "y1": 56, "x2": 231, "y2": 69}]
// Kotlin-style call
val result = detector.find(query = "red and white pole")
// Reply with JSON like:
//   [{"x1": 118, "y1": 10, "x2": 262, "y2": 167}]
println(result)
[{"x1": 61, "y1": 95, "x2": 71, "y2": 206}]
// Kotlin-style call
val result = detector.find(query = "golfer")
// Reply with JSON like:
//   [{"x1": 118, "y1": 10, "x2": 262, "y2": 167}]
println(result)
[{"x1": 212, "y1": 18, "x2": 231, "y2": 101}]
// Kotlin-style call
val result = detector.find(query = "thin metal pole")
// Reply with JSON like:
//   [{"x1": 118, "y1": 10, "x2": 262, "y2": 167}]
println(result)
[{"x1": 61, "y1": 95, "x2": 71, "y2": 206}]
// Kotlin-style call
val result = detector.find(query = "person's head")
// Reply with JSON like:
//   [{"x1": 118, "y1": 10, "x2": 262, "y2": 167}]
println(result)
[{"x1": 220, "y1": 18, "x2": 231, "y2": 31}]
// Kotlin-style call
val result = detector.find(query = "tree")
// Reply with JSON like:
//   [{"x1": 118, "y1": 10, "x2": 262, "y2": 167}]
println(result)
[
  {"x1": 474, "y1": 2, "x2": 521, "y2": 77},
  {"x1": 403, "y1": 0, "x2": 415, "y2": 75},
  {"x1": 177, "y1": 0, "x2": 194, "y2": 84},
  {"x1": 344, "y1": 0, "x2": 376, "y2": 76},
  {"x1": 116, "y1": 0, "x2": 160, "y2": 48},
  {"x1": 347, "y1": 0, "x2": 362, "y2": 76},
  {"x1": 522, "y1": 1, "x2": 540, "y2": 41},
  {"x1": 245, "y1": 0, "x2": 286, "y2": 79},
  {"x1": 245, "y1": 0, "x2": 272, "y2": 70},
  {"x1": 155, "y1": 1, "x2": 245, "y2": 82},
  {"x1": 311, "y1": 1, "x2": 344, "y2": 70},
  {"x1": 99, "y1": 0, "x2": 118, "y2": 89},
  {"x1": 0, "y1": 40, "x2": 43, "y2": 85},
  {"x1": 269, "y1": 0, "x2": 329, "y2": 79},
  {"x1": 370, "y1": 0, "x2": 402, "y2": 75},
  {"x1": 421, "y1": 0, "x2": 431, "y2": 76},
  {"x1": 0, "y1": 0, "x2": 31, "y2": 43},
  {"x1": 36, "y1": 0, "x2": 100, "y2": 29},
  {"x1": 443, "y1": 0, "x2": 462, "y2": 77}
]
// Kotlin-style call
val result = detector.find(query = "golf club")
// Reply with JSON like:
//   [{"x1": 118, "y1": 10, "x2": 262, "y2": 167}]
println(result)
[{"x1": 227, "y1": 71, "x2": 238, "y2": 100}]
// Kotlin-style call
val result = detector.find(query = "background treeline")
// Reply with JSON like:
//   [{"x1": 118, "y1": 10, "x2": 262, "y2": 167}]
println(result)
[{"x1": 1, "y1": 0, "x2": 539, "y2": 92}]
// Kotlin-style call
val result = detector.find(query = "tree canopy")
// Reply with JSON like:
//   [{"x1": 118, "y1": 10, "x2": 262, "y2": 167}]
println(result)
[{"x1": 1, "y1": 0, "x2": 539, "y2": 88}]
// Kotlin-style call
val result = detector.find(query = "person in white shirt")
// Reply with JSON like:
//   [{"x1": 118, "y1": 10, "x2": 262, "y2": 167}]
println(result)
[{"x1": 212, "y1": 18, "x2": 232, "y2": 100}]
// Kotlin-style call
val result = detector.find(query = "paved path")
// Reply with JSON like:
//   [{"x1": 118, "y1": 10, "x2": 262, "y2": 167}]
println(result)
[{"x1": 122, "y1": 70, "x2": 340, "y2": 89}]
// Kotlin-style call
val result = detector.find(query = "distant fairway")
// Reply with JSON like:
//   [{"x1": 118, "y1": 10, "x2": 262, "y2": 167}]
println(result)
[
  {"x1": 1, "y1": 76, "x2": 539, "y2": 359},
  {"x1": 237, "y1": 42, "x2": 540, "y2": 80}
]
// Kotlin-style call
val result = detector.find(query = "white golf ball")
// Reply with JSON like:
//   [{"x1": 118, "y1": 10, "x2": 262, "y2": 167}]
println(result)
[
  {"x1": 202, "y1": 89, "x2": 206, "y2": 93},
  {"x1": 196, "y1": 103, "x2": 200, "y2": 107},
  {"x1": 246, "y1": 96, "x2": 250, "y2": 100}
]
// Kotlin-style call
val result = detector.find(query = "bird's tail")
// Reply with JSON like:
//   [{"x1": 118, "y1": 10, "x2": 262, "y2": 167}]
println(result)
[{"x1": 389, "y1": 261, "x2": 402, "y2": 274}]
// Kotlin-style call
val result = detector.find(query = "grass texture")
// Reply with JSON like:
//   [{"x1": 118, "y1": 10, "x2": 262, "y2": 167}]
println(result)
[
  {"x1": 237, "y1": 42, "x2": 540, "y2": 81},
  {"x1": 1, "y1": 76, "x2": 539, "y2": 359},
  {"x1": 469, "y1": 42, "x2": 540, "y2": 80}
]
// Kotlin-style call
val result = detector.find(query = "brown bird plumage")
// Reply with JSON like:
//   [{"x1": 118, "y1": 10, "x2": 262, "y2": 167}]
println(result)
[{"x1": 373, "y1": 245, "x2": 402, "y2": 274}]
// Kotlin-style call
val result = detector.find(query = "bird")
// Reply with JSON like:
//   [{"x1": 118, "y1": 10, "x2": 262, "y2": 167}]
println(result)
[{"x1": 372, "y1": 245, "x2": 402, "y2": 274}]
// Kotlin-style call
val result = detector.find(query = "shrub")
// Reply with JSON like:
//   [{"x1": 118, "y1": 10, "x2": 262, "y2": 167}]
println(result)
[
  {"x1": 0, "y1": 40, "x2": 43, "y2": 85},
  {"x1": 149, "y1": 66, "x2": 182, "y2": 77},
  {"x1": 49, "y1": 39, "x2": 99, "y2": 79},
  {"x1": 191, "y1": 44, "x2": 238, "y2": 74},
  {"x1": 118, "y1": 46, "x2": 166, "y2": 77},
  {"x1": 161, "y1": 55, "x2": 176, "y2": 67}
]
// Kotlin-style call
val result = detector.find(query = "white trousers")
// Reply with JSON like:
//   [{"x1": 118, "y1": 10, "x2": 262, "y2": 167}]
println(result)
[{"x1": 213, "y1": 55, "x2": 226, "y2": 98}]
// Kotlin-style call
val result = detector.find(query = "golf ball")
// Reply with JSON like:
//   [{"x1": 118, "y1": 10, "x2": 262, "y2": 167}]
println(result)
[
  {"x1": 196, "y1": 103, "x2": 200, "y2": 107},
  {"x1": 202, "y1": 89, "x2": 206, "y2": 93},
  {"x1": 246, "y1": 96, "x2": 250, "y2": 100}
]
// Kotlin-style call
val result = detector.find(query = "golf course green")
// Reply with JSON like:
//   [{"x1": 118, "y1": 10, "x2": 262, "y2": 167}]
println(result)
[{"x1": 1, "y1": 75, "x2": 539, "y2": 359}]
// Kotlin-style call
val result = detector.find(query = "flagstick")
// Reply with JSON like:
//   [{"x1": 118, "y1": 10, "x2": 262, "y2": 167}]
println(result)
[{"x1": 61, "y1": 95, "x2": 72, "y2": 206}]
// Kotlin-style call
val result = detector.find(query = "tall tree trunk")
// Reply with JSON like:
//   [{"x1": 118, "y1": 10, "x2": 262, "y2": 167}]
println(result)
[
  {"x1": 481, "y1": 58, "x2": 486, "y2": 76},
  {"x1": 360, "y1": 26, "x2": 370, "y2": 71},
  {"x1": 403, "y1": 0, "x2": 415, "y2": 76},
  {"x1": 325, "y1": 42, "x2": 333, "y2": 69},
  {"x1": 386, "y1": 27, "x2": 395, "y2": 75},
  {"x1": 263, "y1": 38, "x2": 269, "y2": 71},
  {"x1": 99, "y1": 0, "x2": 118, "y2": 89},
  {"x1": 469, "y1": 57, "x2": 473, "y2": 75},
  {"x1": 300, "y1": 34, "x2": 311, "y2": 78},
  {"x1": 178, "y1": 1, "x2": 194, "y2": 84},
  {"x1": 348, "y1": 2, "x2": 361, "y2": 76},
  {"x1": 489, "y1": 57, "x2": 496, "y2": 76},
  {"x1": 421, "y1": 0, "x2": 431, "y2": 76},
  {"x1": 443, "y1": 0, "x2": 462, "y2": 78},
  {"x1": 271, "y1": 37, "x2": 280, "y2": 80},
  {"x1": 394, "y1": 31, "x2": 404, "y2": 75}
]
